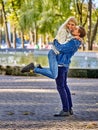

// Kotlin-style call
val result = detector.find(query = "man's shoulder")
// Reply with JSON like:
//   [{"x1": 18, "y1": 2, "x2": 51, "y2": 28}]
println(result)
[
  {"x1": 71, "y1": 38, "x2": 81, "y2": 42},
  {"x1": 69, "y1": 38, "x2": 81, "y2": 46}
]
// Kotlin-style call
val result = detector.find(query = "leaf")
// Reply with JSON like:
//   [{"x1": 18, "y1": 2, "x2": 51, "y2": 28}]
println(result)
[
  {"x1": 22, "y1": 111, "x2": 35, "y2": 115},
  {"x1": 86, "y1": 122, "x2": 97, "y2": 129},
  {"x1": 7, "y1": 112, "x2": 14, "y2": 115}
]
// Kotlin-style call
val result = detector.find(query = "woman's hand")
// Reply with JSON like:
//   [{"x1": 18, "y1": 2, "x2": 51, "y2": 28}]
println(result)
[{"x1": 74, "y1": 36, "x2": 83, "y2": 42}]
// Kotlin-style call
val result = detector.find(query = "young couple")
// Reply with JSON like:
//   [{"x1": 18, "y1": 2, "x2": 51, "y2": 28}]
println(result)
[{"x1": 21, "y1": 17, "x2": 86, "y2": 117}]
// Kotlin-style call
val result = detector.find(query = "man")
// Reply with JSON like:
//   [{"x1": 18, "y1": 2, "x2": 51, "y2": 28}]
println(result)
[{"x1": 21, "y1": 26, "x2": 86, "y2": 116}]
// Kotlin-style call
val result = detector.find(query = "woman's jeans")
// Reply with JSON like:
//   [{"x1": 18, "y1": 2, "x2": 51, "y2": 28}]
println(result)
[
  {"x1": 34, "y1": 49, "x2": 58, "y2": 79},
  {"x1": 55, "y1": 67, "x2": 72, "y2": 111}
]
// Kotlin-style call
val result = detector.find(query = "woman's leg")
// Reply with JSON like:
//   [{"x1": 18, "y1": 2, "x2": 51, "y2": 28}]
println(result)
[{"x1": 34, "y1": 49, "x2": 58, "y2": 79}]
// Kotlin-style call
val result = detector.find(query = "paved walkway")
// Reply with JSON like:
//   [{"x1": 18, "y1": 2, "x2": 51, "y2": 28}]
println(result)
[{"x1": 0, "y1": 75, "x2": 98, "y2": 130}]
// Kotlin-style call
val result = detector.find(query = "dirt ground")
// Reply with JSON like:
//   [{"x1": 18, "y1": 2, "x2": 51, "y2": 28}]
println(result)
[{"x1": 0, "y1": 75, "x2": 98, "y2": 130}]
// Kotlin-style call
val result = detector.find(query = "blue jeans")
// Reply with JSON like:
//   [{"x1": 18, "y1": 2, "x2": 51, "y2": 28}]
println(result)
[
  {"x1": 55, "y1": 67, "x2": 72, "y2": 112},
  {"x1": 34, "y1": 49, "x2": 58, "y2": 79},
  {"x1": 34, "y1": 49, "x2": 72, "y2": 111}
]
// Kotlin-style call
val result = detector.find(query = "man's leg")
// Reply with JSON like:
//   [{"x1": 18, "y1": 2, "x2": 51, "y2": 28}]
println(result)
[
  {"x1": 55, "y1": 67, "x2": 70, "y2": 113},
  {"x1": 64, "y1": 69, "x2": 73, "y2": 114},
  {"x1": 34, "y1": 49, "x2": 58, "y2": 79}
]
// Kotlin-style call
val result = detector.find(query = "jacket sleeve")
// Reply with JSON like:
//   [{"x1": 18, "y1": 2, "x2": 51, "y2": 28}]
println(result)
[{"x1": 53, "y1": 39, "x2": 81, "y2": 54}]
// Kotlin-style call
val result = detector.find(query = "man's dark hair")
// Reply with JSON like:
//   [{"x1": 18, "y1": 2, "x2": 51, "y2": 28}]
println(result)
[{"x1": 78, "y1": 26, "x2": 86, "y2": 38}]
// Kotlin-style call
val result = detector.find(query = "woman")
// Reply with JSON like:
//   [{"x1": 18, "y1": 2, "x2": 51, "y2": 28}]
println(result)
[{"x1": 52, "y1": 16, "x2": 77, "y2": 54}]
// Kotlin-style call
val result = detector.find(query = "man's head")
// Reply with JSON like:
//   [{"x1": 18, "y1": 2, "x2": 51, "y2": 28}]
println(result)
[{"x1": 72, "y1": 26, "x2": 86, "y2": 38}]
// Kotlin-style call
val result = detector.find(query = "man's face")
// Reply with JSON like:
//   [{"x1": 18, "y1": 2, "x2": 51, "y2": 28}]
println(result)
[
  {"x1": 66, "y1": 21, "x2": 76, "y2": 31},
  {"x1": 71, "y1": 26, "x2": 80, "y2": 36}
]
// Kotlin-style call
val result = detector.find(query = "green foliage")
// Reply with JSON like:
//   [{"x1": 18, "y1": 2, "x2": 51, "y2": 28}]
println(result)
[
  {"x1": 68, "y1": 68, "x2": 87, "y2": 78},
  {"x1": 19, "y1": 53, "x2": 48, "y2": 67},
  {"x1": 1, "y1": 0, "x2": 98, "y2": 46},
  {"x1": 19, "y1": 53, "x2": 34, "y2": 65},
  {"x1": 68, "y1": 68, "x2": 98, "y2": 78},
  {"x1": 18, "y1": 0, "x2": 72, "y2": 37},
  {"x1": 34, "y1": 55, "x2": 48, "y2": 66}
]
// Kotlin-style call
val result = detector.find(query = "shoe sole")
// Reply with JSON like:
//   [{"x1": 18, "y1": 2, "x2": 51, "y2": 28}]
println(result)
[{"x1": 54, "y1": 113, "x2": 70, "y2": 117}]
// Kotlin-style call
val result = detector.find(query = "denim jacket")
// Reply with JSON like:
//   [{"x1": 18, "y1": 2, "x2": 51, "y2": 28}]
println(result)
[{"x1": 53, "y1": 39, "x2": 81, "y2": 67}]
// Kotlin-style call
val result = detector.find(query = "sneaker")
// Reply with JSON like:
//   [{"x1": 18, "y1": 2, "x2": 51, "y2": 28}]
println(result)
[
  {"x1": 54, "y1": 110, "x2": 70, "y2": 117},
  {"x1": 36, "y1": 64, "x2": 43, "y2": 69},
  {"x1": 69, "y1": 109, "x2": 73, "y2": 115},
  {"x1": 21, "y1": 63, "x2": 35, "y2": 73}
]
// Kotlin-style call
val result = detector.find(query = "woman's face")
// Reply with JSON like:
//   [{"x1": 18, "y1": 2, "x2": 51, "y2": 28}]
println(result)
[{"x1": 66, "y1": 21, "x2": 76, "y2": 31}]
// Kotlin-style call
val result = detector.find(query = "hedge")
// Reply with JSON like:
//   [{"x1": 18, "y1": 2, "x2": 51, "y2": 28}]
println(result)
[
  {"x1": 68, "y1": 68, "x2": 98, "y2": 78},
  {"x1": 0, "y1": 65, "x2": 98, "y2": 78}
]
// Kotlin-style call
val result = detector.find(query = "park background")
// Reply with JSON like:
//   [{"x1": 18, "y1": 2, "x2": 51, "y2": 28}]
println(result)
[
  {"x1": 0, "y1": 1, "x2": 98, "y2": 129},
  {"x1": 0, "y1": 0, "x2": 98, "y2": 77}
]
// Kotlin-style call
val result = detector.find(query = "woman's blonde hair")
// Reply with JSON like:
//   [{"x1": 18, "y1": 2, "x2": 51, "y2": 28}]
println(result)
[{"x1": 58, "y1": 16, "x2": 77, "y2": 32}]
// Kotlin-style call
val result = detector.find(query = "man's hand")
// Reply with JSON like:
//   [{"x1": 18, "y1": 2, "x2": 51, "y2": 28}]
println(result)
[{"x1": 74, "y1": 36, "x2": 83, "y2": 42}]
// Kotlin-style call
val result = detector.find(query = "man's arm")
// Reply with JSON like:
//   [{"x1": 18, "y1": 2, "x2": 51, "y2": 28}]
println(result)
[{"x1": 53, "y1": 39, "x2": 81, "y2": 54}]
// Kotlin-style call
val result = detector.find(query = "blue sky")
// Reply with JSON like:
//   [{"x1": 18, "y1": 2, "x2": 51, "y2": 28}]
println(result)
[{"x1": 94, "y1": 0, "x2": 98, "y2": 8}]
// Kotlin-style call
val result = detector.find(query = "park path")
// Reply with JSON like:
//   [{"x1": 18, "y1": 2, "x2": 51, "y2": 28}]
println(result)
[{"x1": 0, "y1": 75, "x2": 98, "y2": 130}]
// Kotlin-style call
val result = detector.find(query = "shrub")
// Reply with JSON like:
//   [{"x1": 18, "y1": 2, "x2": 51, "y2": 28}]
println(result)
[{"x1": 0, "y1": 65, "x2": 98, "y2": 78}]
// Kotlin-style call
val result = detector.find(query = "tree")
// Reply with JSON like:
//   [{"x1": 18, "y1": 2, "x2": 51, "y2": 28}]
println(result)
[
  {"x1": 38, "y1": 0, "x2": 72, "y2": 44},
  {"x1": 87, "y1": 0, "x2": 98, "y2": 50},
  {"x1": 72, "y1": 0, "x2": 98, "y2": 50},
  {"x1": 1, "y1": 0, "x2": 72, "y2": 48},
  {"x1": 0, "y1": 8, "x2": 3, "y2": 45},
  {"x1": 89, "y1": 1, "x2": 98, "y2": 50},
  {"x1": 6, "y1": 0, "x2": 23, "y2": 48},
  {"x1": 0, "y1": 0, "x2": 11, "y2": 48},
  {"x1": 72, "y1": 0, "x2": 88, "y2": 26},
  {"x1": 87, "y1": 0, "x2": 92, "y2": 50}
]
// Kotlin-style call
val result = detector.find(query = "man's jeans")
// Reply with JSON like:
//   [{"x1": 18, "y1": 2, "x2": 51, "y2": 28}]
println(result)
[
  {"x1": 55, "y1": 67, "x2": 72, "y2": 111},
  {"x1": 34, "y1": 49, "x2": 58, "y2": 79}
]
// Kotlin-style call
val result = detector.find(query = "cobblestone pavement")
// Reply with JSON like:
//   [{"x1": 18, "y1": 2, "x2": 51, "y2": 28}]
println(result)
[{"x1": 0, "y1": 75, "x2": 98, "y2": 130}]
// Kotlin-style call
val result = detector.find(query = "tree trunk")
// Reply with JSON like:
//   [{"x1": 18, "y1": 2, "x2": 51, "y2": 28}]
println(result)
[
  {"x1": 75, "y1": 1, "x2": 88, "y2": 27},
  {"x1": 76, "y1": 2, "x2": 82, "y2": 25},
  {"x1": 87, "y1": 0, "x2": 92, "y2": 50},
  {"x1": 34, "y1": 22, "x2": 38, "y2": 45},
  {"x1": 43, "y1": 34, "x2": 46, "y2": 45},
  {"x1": 0, "y1": 9, "x2": 2, "y2": 46},
  {"x1": 91, "y1": 17, "x2": 98, "y2": 45},
  {"x1": 35, "y1": 26, "x2": 38, "y2": 45},
  {"x1": 1, "y1": 0, "x2": 11, "y2": 48},
  {"x1": 0, "y1": 29, "x2": 2, "y2": 47},
  {"x1": 29, "y1": 28, "x2": 34, "y2": 44},
  {"x1": 13, "y1": 26, "x2": 16, "y2": 48},
  {"x1": 21, "y1": 31, "x2": 24, "y2": 48}
]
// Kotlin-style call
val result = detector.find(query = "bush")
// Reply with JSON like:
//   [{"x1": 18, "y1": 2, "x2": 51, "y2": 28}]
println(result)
[
  {"x1": 68, "y1": 68, "x2": 98, "y2": 78},
  {"x1": 0, "y1": 65, "x2": 98, "y2": 78},
  {"x1": 68, "y1": 68, "x2": 87, "y2": 78}
]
